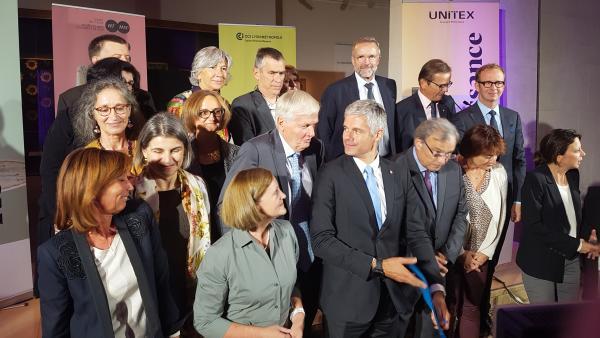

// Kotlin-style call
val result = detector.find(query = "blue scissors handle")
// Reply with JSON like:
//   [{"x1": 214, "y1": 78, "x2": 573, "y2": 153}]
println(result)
[{"x1": 407, "y1": 264, "x2": 448, "y2": 338}]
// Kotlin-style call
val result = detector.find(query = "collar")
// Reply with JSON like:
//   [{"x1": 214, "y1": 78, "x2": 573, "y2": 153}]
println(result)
[
  {"x1": 353, "y1": 155, "x2": 381, "y2": 174},
  {"x1": 412, "y1": 147, "x2": 429, "y2": 173},
  {"x1": 477, "y1": 100, "x2": 499, "y2": 115},
  {"x1": 417, "y1": 89, "x2": 433, "y2": 109},
  {"x1": 278, "y1": 130, "x2": 298, "y2": 158},
  {"x1": 354, "y1": 72, "x2": 377, "y2": 88},
  {"x1": 232, "y1": 225, "x2": 273, "y2": 248}
]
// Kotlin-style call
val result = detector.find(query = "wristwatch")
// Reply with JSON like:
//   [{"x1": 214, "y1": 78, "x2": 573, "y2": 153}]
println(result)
[{"x1": 372, "y1": 258, "x2": 384, "y2": 276}]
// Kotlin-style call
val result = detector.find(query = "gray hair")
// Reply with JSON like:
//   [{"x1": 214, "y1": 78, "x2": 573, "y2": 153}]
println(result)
[
  {"x1": 254, "y1": 47, "x2": 285, "y2": 69},
  {"x1": 273, "y1": 90, "x2": 319, "y2": 122},
  {"x1": 73, "y1": 76, "x2": 140, "y2": 147},
  {"x1": 344, "y1": 100, "x2": 386, "y2": 135},
  {"x1": 133, "y1": 112, "x2": 194, "y2": 170},
  {"x1": 413, "y1": 118, "x2": 459, "y2": 143},
  {"x1": 189, "y1": 46, "x2": 233, "y2": 87}
]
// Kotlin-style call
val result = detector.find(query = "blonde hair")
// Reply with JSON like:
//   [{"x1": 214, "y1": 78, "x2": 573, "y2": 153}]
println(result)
[
  {"x1": 220, "y1": 168, "x2": 275, "y2": 231},
  {"x1": 55, "y1": 148, "x2": 131, "y2": 232}
]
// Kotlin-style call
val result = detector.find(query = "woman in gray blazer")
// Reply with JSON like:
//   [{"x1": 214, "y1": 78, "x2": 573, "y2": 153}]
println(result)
[{"x1": 193, "y1": 168, "x2": 304, "y2": 338}]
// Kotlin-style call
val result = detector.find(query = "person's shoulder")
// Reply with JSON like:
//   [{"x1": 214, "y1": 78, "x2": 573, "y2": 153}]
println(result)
[
  {"x1": 119, "y1": 199, "x2": 154, "y2": 234},
  {"x1": 272, "y1": 219, "x2": 294, "y2": 237},
  {"x1": 40, "y1": 229, "x2": 75, "y2": 255},
  {"x1": 60, "y1": 84, "x2": 85, "y2": 99},
  {"x1": 323, "y1": 74, "x2": 355, "y2": 93},
  {"x1": 231, "y1": 91, "x2": 254, "y2": 106},
  {"x1": 396, "y1": 92, "x2": 418, "y2": 108},
  {"x1": 499, "y1": 105, "x2": 520, "y2": 116},
  {"x1": 492, "y1": 163, "x2": 508, "y2": 179},
  {"x1": 375, "y1": 75, "x2": 396, "y2": 86}
]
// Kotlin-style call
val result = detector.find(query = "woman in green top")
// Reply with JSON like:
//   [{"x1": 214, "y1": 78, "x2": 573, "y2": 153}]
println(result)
[{"x1": 193, "y1": 168, "x2": 304, "y2": 338}]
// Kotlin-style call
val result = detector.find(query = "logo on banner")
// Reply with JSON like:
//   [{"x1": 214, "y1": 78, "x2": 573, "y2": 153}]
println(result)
[
  {"x1": 234, "y1": 32, "x2": 283, "y2": 43},
  {"x1": 106, "y1": 20, "x2": 131, "y2": 34},
  {"x1": 429, "y1": 10, "x2": 475, "y2": 23}
]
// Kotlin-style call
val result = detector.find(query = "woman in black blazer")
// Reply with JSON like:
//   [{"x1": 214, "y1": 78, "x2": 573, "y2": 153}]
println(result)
[
  {"x1": 516, "y1": 129, "x2": 598, "y2": 303},
  {"x1": 37, "y1": 148, "x2": 181, "y2": 337}
]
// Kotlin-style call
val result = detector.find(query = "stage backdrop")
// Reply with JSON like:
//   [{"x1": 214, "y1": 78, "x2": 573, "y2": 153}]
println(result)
[
  {"x1": 394, "y1": 2, "x2": 499, "y2": 110},
  {"x1": 52, "y1": 4, "x2": 147, "y2": 114},
  {"x1": 0, "y1": 0, "x2": 33, "y2": 306},
  {"x1": 219, "y1": 24, "x2": 296, "y2": 102}
]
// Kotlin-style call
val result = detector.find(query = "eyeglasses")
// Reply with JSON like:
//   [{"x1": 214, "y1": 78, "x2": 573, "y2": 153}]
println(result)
[
  {"x1": 94, "y1": 104, "x2": 131, "y2": 117},
  {"x1": 477, "y1": 81, "x2": 505, "y2": 89},
  {"x1": 428, "y1": 80, "x2": 453, "y2": 90},
  {"x1": 197, "y1": 108, "x2": 225, "y2": 119},
  {"x1": 422, "y1": 140, "x2": 453, "y2": 159}
]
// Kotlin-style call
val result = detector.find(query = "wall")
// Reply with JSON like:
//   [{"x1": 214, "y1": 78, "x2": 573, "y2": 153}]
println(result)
[{"x1": 538, "y1": 0, "x2": 600, "y2": 194}]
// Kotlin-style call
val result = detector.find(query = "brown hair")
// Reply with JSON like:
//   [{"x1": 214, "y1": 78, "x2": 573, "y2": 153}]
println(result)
[
  {"x1": 220, "y1": 168, "x2": 275, "y2": 231},
  {"x1": 55, "y1": 148, "x2": 131, "y2": 232},
  {"x1": 181, "y1": 90, "x2": 232, "y2": 134},
  {"x1": 475, "y1": 63, "x2": 505, "y2": 82},
  {"x1": 459, "y1": 124, "x2": 506, "y2": 160},
  {"x1": 418, "y1": 59, "x2": 451, "y2": 81},
  {"x1": 88, "y1": 34, "x2": 130, "y2": 60}
]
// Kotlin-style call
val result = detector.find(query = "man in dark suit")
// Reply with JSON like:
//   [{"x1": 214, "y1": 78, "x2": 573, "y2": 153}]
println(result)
[
  {"x1": 38, "y1": 34, "x2": 156, "y2": 247},
  {"x1": 394, "y1": 118, "x2": 468, "y2": 337},
  {"x1": 450, "y1": 63, "x2": 526, "y2": 334},
  {"x1": 311, "y1": 100, "x2": 449, "y2": 337},
  {"x1": 219, "y1": 90, "x2": 323, "y2": 335},
  {"x1": 396, "y1": 59, "x2": 457, "y2": 152},
  {"x1": 229, "y1": 47, "x2": 286, "y2": 145},
  {"x1": 317, "y1": 37, "x2": 397, "y2": 161}
]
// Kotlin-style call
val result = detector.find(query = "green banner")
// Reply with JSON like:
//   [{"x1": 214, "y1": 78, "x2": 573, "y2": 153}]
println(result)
[{"x1": 219, "y1": 24, "x2": 296, "y2": 102}]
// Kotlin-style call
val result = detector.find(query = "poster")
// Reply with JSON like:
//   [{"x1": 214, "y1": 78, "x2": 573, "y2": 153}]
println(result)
[{"x1": 219, "y1": 24, "x2": 296, "y2": 102}]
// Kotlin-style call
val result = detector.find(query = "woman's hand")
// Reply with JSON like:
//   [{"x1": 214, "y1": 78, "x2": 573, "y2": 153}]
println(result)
[
  {"x1": 260, "y1": 325, "x2": 292, "y2": 338},
  {"x1": 462, "y1": 251, "x2": 479, "y2": 273}
]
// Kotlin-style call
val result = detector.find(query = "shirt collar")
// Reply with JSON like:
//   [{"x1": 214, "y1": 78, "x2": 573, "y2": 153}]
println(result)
[
  {"x1": 278, "y1": 130, "x2": 297, "y2": 158},
  {"x1": 232, "y1": 226, "x2": 274, "y2": 248},
  {"x1": 477, "y1": 100, "x2": 499, "y2": 116},
  {"x1": 417, "y1": 89, "x2": 432, "y2": 109},
  {"x1": 354, "y1": 72, "x2": 377, "y2": 88},
  {"x1": 412, "y1": 147, "x2": 428, "y2": 173},
  {"x1": 353, "y1": 155, "x2": 380, "y2": 174}
]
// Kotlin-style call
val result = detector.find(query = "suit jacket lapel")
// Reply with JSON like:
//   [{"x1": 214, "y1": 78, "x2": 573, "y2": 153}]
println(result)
[
  {"x1": 376, "y1": 76, "x2": 397, "y2": 154},
  {"x1": 114, "y1": 215, "x2": 161, "y2": 335},
  {"x1": 272, "y1": 130, "x2": 291, "y2": 209},
  {"x1": 568, "y1": 172, "x2": 582, "y2": 227},
  {"x1": 379, "y1": 160, "x2": 396, "y2": 234},
  {"x1": 72, "y1": 230, "x2": 115, "y2": 338},
  {"x1": 412, "y1": 92, "x2": 427, "y2": 125},
  {"x1": 541, "y1": 165, "x2": 571, "y2": 233},
  {"x1": 251, "y1": 90, "x2": 275, "y2": 130},
  {"x1": 435, "y1": 167, "x2": 447, "y2": 226},
  {"x1": 407, "y1": 149, "x2": 436, "y2": 215},
  {"x1": 303, "y1": 146, "x2": 318, "y2": 183},
  {"x1": 468, "y1": 104, "x2": 487, "y2": 126},
  {"x1": 343, "y1": 156, "x2": 380, "y2": 234},
  {"x1": 499, "y1": 107, "x2": 514, "y2": 140}
]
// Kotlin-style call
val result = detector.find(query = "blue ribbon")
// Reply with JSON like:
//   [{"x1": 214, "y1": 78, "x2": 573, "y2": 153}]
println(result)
[{"x1": 407, "y1": 264, "x2": 447, "y2": 338}]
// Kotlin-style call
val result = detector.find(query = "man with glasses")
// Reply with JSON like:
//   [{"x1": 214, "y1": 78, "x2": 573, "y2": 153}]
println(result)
[
  {"x1": 396, "y1": 59, "x2": 458, "y2": 152},
  {"x1": 394, "y1": 118, "x2": 468, "y2": 337},
  {"x1": 318, "y1": 37, "x2": 398, "y2": 161},
  {"x1": 229, "y1": 47, "x2": 287, "y2": 145},
  {"x1": 450, "y1": 63, "x2": 526, "y2": 336}
]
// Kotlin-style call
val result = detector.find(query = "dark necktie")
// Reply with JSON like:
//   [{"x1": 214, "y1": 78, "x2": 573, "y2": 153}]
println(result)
[
  {"x1": 430, "y1": 102, "x2": 438, "y2": 119},
  {"x1": 289, "y1": 153, "x2": 314, "y2": 272},
  {"x1": 364, "y1": 82, "x2": 375, "y2": 100},
  {"x1": 489, "y1": 110, "x2": 499, "y2": 133},
  {"x1": 423, "y1": 170, "x2": 434, "y2": 202}
]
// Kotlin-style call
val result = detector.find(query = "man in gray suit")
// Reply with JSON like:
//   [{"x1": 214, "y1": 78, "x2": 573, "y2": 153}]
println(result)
[
  {"x1": 229, "y1": 47, "x2": 286, "y2": 145},
  {"x1": 394, "y1": 118, "x2": 468, "y2": 337},
  {"x1": 450, "y1": 63, "x2": 526, "y2": 335},
  {"x1": 219, "y1": 90, "x2": 324, "y2": 335}
]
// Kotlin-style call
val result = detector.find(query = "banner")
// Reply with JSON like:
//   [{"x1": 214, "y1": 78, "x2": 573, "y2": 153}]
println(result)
[
  {"x1": 219, "y1": 24, "x2": 296, "y2": 102},
  {"x1": 398, "y1": 2, "x2": 499, "y2": 109},
  {"x1": 52, "y1": 4, "x2": 147, "y2": 114},
  {"x1": 0, "y1": 0, "x2": 32, "y2": 305}
]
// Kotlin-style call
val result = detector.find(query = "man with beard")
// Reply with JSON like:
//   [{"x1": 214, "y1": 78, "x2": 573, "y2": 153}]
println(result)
[{"x1": 317, "y1": 37, "x2": 397, "y2": 161}]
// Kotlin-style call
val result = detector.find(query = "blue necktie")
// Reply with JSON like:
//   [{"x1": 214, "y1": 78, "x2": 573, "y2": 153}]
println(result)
[
  {"x1": 489, "y1": 110, "x2": 499, "y2": 133},
  {"x1": 289, "y1": 153, "x2": 314, "y2": 271},
  {"x1": 364, "y1": 166, "x2": 383, "y2": 229}
]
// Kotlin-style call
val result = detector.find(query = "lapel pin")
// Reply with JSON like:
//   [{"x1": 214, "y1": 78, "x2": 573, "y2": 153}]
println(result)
[{"x1": 389, "y1": 170, "x2": 393, "y2": 174}]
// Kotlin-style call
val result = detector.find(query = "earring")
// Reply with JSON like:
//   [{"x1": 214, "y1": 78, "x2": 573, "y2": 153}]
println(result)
[
  {"x1": 127, "y1": 119, "x2": 134, "y2": 129},
  {"x1": 143, "y1": 156, "x2": 148, "y2": 164},
  {"x1": 93, "y1": 124, "x2": 100, "y2": 134}
]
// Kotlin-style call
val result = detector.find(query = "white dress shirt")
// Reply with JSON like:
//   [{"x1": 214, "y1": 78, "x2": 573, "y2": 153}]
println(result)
[
  {"x1": 355, "y1": 73, "x2": 390, "y2": 157},
  {"x1": 352, "y1": 155, "x2": 387, "y2": 224},
  {"x1": 417, "y1": 90, "x2": 436, "y2": 120}
]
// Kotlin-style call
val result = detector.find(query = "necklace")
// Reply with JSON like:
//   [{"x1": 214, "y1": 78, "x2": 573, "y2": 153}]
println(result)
[{"x1": 97, "y1": 138, "x2": 133, "y2": 157}]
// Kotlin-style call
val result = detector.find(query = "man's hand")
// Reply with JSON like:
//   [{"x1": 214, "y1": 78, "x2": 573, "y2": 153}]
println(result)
[
  {"x1": 435, "y1": 252, "x2": 448, "y2": 276},
  {"x1": 511, "y1": 203, "x2": 522, "y2": 223},
  {"x1": 381, "y1": 257, "x2": 426, "y2": 288},
  {"x1": 289, "y1": 312, "x2": 304, "y2": 338},
  {"x1": 260, "y1": 325, "x2": 292, "y2": 338},
  {"x1": 430, "y1": 292, "x2": 450, "y2": 330}
]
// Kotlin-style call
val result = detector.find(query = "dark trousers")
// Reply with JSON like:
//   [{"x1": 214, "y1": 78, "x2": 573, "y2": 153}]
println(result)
[
  {"x1": 298, "y1": 259, "x2": 322, "y2": 336},
  {"x1": 448, "y1": 258, "x2": 489, "y2": 338},
  {"x1": 326, "y1": 285, "x2": 400, "y2": 338}
]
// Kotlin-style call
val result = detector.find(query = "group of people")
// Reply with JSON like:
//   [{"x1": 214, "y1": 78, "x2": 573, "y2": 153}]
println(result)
[{"x1": 35, "y1": 33, "x2": 598, "y2": 338}]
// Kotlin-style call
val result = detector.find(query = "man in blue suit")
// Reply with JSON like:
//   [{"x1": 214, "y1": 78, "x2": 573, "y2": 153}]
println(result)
[
  {"x1": 317, "y1": 37, "x2": 397, "y2": 161},
  {"x1": 450, "y1": 63, "x2": 526, "y2": 335}
]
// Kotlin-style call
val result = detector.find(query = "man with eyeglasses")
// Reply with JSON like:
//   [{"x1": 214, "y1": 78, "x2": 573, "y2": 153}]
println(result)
[
  {"x1": 317, "y1": 37, "x2": 398, "y2": 161},
  {"x1": 450, "y1": 63, "x2": 526, "y2": 336},
  {"x1": 229, "y1": 47, "x2": 287, "y2": 146},
  {"x1": 393, "y1": 118, "x2": 468, "y2": 338},
  {"x1": 396, "y1": 59, "x2": 458, "y2": 153}
]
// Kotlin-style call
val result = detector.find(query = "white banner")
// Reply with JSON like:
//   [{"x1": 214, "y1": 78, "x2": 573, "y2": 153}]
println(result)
[{"x1": 397, "y1": 2, "x2": 499, "y2": 109}]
